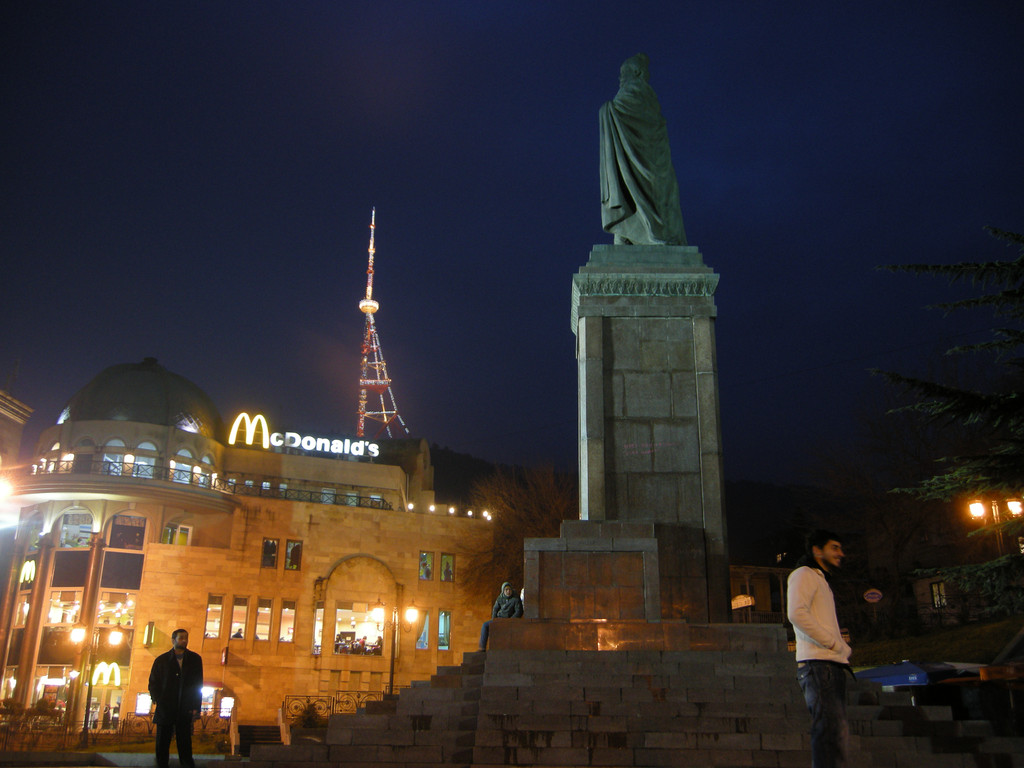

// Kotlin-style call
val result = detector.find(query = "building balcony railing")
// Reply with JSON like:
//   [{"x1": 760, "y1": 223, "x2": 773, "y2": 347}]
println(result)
[
  {"x1": 282, "y1": 691, "x2": 402, "y2": 721},
  {"x1": 19, "y1": 459, "x2": 394, "y2": 510}
]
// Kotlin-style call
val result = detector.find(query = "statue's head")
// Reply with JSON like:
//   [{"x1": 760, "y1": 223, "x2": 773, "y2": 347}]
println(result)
[{"x1": 619, "y1": 53, "x2": 650, "y2": 85}]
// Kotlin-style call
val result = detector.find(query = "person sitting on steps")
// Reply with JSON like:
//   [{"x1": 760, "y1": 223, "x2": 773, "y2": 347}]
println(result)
[{"x1": 478, "y1": 581, "x2": 523, "y2": 651}]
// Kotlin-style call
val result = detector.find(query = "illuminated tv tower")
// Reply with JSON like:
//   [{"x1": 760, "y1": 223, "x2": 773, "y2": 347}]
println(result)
[{"x1": 357, "y1": 208, "x2": 409, "y2": 439}]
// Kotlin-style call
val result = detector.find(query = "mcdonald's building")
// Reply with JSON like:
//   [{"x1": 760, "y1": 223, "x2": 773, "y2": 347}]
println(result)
[{"x1": 0, "y1": 358, "x2": 493, "y2": 728}]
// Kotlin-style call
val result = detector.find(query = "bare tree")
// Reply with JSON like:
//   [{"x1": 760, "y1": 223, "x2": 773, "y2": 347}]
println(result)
[{"x1": 462, "y1": 466, "x2": 577, "y2": 607}]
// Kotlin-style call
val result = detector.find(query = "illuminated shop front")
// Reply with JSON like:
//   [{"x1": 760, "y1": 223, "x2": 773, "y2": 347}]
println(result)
[{"x1": 0, "y1": 358, "x2": 492, "y2": 725}]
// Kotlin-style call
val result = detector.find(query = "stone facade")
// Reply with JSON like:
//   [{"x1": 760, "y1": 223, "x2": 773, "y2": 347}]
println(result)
[{"x1": 0, "y1": 361, "x2": 493, "y2": 729}]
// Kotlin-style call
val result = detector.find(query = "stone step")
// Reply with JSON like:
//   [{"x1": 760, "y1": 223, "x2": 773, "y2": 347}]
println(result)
[{"x1": 252, "y1": 648, "x2": 1021, "y2": 768}]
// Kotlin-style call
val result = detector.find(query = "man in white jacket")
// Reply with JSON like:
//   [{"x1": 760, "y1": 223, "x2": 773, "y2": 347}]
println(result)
[{"x1": 787, "y1": 530, "x2": 851, "y2": 768}]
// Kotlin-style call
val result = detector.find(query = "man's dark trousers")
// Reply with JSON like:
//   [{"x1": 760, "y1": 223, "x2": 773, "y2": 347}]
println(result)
[
  {"x1": 155, "y1": 714, "x2": 195, "y2": 768},
  {"x1": 797, "y1": 660, "x2": 849, "y2": 768}
]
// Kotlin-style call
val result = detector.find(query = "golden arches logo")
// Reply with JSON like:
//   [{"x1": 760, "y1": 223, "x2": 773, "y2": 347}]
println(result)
[
  {"x1": 19, "y1": 560, "x2": 36, "y2": 584},
  {"x1": 92, "y1": 662, "x2": 121, "y2": 687},
  {"x1": 228, "y1": 412, "x2": 270, "y2": 449}
]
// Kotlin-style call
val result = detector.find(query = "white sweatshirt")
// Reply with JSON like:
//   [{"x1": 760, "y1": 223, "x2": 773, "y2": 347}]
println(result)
[{"x1": 787, "y1": 565, "x2": 851, "y2": 664}]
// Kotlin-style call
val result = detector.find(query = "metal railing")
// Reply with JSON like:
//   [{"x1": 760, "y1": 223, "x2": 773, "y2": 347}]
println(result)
[
  {"x1": 21, "y1": 459, "x2": 394, "y2": 510},
  {"x1": 0, "y1": 712, "x2": 229, "y2": 751},
  {"x1": 282, "y1": 690, "x2": 390, "y2": 721}
]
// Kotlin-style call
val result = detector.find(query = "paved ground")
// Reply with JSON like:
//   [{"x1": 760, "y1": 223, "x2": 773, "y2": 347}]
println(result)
[{"x1": 0, "y1": 753, "x2": 239, "y2": 767}]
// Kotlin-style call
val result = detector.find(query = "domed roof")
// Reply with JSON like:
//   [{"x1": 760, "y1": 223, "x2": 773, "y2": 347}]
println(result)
[{"x1": 58, "y1": 357, "x2": 224, "y2": 439}]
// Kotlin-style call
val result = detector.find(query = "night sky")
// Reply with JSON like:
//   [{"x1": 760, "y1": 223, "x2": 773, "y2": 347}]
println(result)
[{"x1": 2, "y1": 2, "x2": 1022, "y2": 485}]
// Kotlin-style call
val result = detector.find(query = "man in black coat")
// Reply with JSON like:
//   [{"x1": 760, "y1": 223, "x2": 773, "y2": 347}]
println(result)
[{"x1": 148, "y1": 628, "x2": 204, "y2": 768}]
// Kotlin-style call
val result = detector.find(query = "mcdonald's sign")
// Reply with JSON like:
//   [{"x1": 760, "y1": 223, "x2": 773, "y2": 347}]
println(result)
[
  {"x1": 92, "y1": 662, "x2": 121, "y2": 687},
  {"x1": 227, "y1": 412, "x2": 379, "y2": 459},
  {"x1": 19, "y1": 559, "x2": 36, "y2": 585},
  {"x1": 228, "y1": 412, "x2": 270, "y2": 449}
]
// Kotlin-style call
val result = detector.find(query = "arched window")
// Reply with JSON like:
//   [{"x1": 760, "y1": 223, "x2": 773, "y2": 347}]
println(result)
[
  {"x1": 57, "y1": 509, "x2": 94, "y2": 548},
  {"x1": 170, "y1": 448, "x2": 194, "y2": 484},
  {"x1": 35, "y1": 443, "x2": 61, "y2": 474},
  {"x1": 101, "y1": 439, "x2": 126, "y2": 476},
  {"x1": 196, "y1": 454, "x2": 215, "y2": 488},
  {"x1": 108, "y1": 514, "x2": 146, "y2": 550},
  {"x1": 71, "y1": 438, "x2": 95, "y2": 475},
  {"x1": 131, "y1": 441, "x2": 159, "y2": 479}
]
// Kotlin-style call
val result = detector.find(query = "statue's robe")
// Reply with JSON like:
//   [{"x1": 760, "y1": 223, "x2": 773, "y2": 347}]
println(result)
[{"x1": 599, "y1": 78, "x2": 686, "y2": 246}]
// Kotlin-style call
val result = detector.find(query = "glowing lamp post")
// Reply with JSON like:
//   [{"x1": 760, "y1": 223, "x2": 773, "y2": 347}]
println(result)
[
  {"x1": 967, "y1": 498, "x2": 1023, "y2": 555},
  {"x1": 371, "y1": 599, "x2": 419, "y2": 697}
]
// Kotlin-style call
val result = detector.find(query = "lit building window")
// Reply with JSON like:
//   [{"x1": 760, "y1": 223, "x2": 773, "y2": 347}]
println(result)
[
  {"x1": 97, "y1": 591, "x2": 135, "y2": 627},
  {"x1": 418, "y1": 552, "x2": 434, "y2": 580},
  {"x1": 131, "y1": 442, "x2": 158, "y2": 478},
  {"x1": 230, "y1": 597, "x2": 248, "y2": 639},
  {"x1": 1, "y1": 669, "x2": 16, "y2": 699},
  {"x1": 320, "y1": 488, "x2": 336, "y2": 504},
  {"x1": 279, "y1": 601, "x2": 296, "y2": 643},
  {"x1": 201, "y1": 685, "x2": 217, "y2": 713},
  {"x1": 197, "y1": 454, "x2": 215, "y2": 487},
  {"x1": 438, "y1": 610, "x2": 451, "y2": 651},
  {"x1": 255, "y1": 599, "x2": 272, "y2": 641},
  {"x1": 47, "y1": 591, "x2": 81, "y2": 625},
  {"x1": 331, "y1": 602, "x2": 382, "y2": 655},
  {"x1": 13, "y1": 595, "x2": 30, "y2": 627},
  {"x1": 930, "y1": 581, "x2": 947, "y2": 609},
  {"x1": 161, "y1": 523, "x2": 192, "y2": 546},
  {"x1": 440, "y1": 553, "x2": 455, "y2": 582},
  {"x1": 101, "y1": 439, "x2": 126, "y2": 476},
  {"x1": 205, "y1": 595, "x2": 223, "y2": 638},
  {"x1": 416, "y1": 611, "x2": 430, "y2": 650},
  {"x1": 58, "y1": 512, "x2": 93, "y2": 548},
  {"x1": 312, "y1": 602, "x2": 324, "y2": 655},
  {"x1": 170, "y1": 449, "x2": 194, "y2": 484},
  {"x1": 135, "y1": 692, "x2": 152, "y2": 715},
  {"x1": 219, "y1": 696, "x2": 235, "y2": 717},
  {"x1": 284, "y1": 540, "x2": 302, "y2": 570}
]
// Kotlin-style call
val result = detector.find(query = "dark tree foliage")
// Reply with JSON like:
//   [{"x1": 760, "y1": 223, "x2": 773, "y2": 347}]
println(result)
[
  {"x1": 876, "y1": 227, "x2": 1024, "y2": 505},
  {"x1": 877, "y1": 227, "x2": 1024, "y2": 617}
]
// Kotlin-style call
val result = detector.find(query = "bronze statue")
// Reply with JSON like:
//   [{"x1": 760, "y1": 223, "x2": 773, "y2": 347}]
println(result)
[{"x1": 600, "y1": 54, "x2": 686, "y2": 245}]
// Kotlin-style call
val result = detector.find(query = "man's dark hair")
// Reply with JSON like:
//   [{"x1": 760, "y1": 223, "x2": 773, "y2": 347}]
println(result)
[
  {"x1": 805, "y1": 529, "x2": 841, "y2": 557},
  {"x1": 171, "y1": 628, "x2": 188, "y2": 640}
]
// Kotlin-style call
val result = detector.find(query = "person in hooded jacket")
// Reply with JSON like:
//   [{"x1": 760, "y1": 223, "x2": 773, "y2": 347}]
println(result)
[
  {"x1": 787, "y1": 530, "x2": 851, "y2": 768},
  {"x1": 478, "y1": 581, "x2": 523, "y2": 650}
]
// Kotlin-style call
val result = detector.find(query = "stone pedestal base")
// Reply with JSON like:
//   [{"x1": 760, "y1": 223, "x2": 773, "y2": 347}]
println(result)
[
  {"x1": 488, "y1": 618, "x2": 783, "y2": 653},
  {"x1": 569, "y1": 244, "x2": 730, "y2": 623},
  {"x1": 524, "y1": 520, "x2": 712, "y2": 622}
]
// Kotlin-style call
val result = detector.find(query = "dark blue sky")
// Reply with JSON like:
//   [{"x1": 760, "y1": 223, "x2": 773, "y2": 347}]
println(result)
[{"x1": 2, "y1": 1, "x2": 1022, "y2": 483}]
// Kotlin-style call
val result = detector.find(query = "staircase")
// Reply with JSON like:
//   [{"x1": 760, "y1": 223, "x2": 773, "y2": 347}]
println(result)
[
  {"x1": 847, "y1": 681, "x2": 1024, "y2": 767},
  {"x1": 236, "y1": 723, "x2": 282, "y2": 757},
  {"x1": 248, "y1": 652, "x2": 485, "y2": 767},
  {"x1": 246, "y1": 634, "x2": 1024, "y2": 767}
]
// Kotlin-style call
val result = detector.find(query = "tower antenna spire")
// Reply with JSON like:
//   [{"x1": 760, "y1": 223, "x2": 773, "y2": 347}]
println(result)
[{"x1": 356, "y1": 208, "x2": 409, "y2": 439}]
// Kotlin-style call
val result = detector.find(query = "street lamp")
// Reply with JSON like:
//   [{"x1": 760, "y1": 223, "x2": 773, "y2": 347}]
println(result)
[
  {"x1": 371, "y1": 598, "x2": 419, "y2": 697},
  {"x1": 70, "y1": 624, "x2": 123, "y2": 746},
  {"x1": 967, "y1": 498, "x2": 1023, "y2": 555}
]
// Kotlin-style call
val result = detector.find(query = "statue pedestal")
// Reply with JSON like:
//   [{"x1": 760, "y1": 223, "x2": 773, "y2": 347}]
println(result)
[{"x1": 526, "y1": 244, "x2": 729, "y2": 624}]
